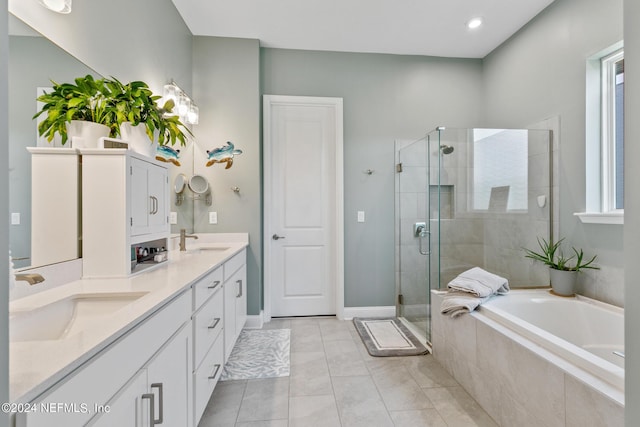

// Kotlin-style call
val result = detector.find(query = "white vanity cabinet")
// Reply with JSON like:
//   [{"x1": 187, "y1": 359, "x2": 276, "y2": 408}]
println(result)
[
  {"x1": 191, "y1": 249, "x2": 247, "y2": 424},
  {"x1": 91, "y1": 323, "x2": 192, "y2": 427},
  {"x1": 191, "y1": 267, "x2": 225, "y2": 423},
  {"x1": 223, "y1": 249, "x2": 247, "y2": 360},
  {"x1": 130, "y1": 156, "x2": 169, "y2": 237},
  {"x1": 16, "y1": 290, "x2": 192, "y2": 427},
  {"x1": 27, "y1": 147, "x2": 81, "y2": 267},
  {"x1": 81, "y1": 149, "x2": 169, "y2": 277}
]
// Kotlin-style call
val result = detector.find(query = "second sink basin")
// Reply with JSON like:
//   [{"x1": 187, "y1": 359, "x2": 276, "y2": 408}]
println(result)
[
  {"x1": 182, "y1": 246, "x2": 230, "y2": 255},
  {"x1": 10, "y1": 292, "x2": 149, "y2": 342}
]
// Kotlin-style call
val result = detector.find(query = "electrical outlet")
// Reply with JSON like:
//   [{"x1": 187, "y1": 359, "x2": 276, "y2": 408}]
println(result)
[
  {"x1": 11, "y1": 213, "x2": 20, "y2": 225},
  {"x1": 209, "y1": 212, "x2": 218, "y2": 224},
  {"x1": 169, "y1": 212, "x2": 178, "y2": 224},
  {"x1": 357, "y1": 211, "x2": 365, "y2": 223}
]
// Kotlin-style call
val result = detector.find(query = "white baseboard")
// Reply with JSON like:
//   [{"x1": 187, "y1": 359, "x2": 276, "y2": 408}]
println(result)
[
  {"x1": 244, "y1": 311, "x2": 265, "y2": 329},
  {"x1": 343, "y1": 306, "x2": 396, "y2": 320}
]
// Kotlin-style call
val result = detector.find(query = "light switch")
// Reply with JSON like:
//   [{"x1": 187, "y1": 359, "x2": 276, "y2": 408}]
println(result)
[
  {"x1": 11, "y1": 213, "x2": 20, "y2": 225},
  {"x1": 169, "y1": 211, "x2": 178, "y2": 224},
  {"x1": 357, "y1": 211, "x2": 365, "y2": 223},
  {"x1": 209, "y1": 212, "x2": 218, "y2": 224}
]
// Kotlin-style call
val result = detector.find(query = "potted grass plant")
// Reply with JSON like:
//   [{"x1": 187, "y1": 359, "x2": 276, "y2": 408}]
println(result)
[
  {"x1": 523, "y1": 237, "x2": 599, "y2": 296},
  {"x1": 34, "y1": 75, "x2": 192, "y2": 151}
]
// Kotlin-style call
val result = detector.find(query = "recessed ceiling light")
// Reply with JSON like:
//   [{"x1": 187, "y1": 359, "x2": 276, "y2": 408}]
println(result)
[{"x1": 467, "y1": 17, "x2": 483, "y2": 30}]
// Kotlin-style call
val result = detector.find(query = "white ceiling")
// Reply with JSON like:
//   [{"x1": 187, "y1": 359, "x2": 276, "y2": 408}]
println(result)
[{"x1": 171, "y1": 0, "x2": 556, "y2": 59}]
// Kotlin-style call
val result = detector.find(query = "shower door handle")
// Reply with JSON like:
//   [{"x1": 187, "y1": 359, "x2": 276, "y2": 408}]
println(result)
[
  {"x1": 418, "y1": 230, "x2": 431, "y2": 256},
  {"x1": 414, "y1": 223, "x2": 430, "y2": 256}
]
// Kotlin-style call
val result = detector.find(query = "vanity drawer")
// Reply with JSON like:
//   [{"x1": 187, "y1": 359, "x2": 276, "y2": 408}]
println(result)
[
  {"x1": 193, "y1": 286, "x2": 224, "y2": 370},
  {"x1": 223, "y1": 249, "x2": 246, "y2": 281},
  {"x1": 193, "y1": 266, "x2": 223, "y2": 311},
  {"x1": 194, "y1": 335, "x2": 224, "y2": 424}
]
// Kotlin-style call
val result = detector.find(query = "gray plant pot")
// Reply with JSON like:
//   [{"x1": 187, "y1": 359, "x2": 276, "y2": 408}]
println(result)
[{"x1": 549, "y1": 268, "x2": 577, "y2": 296}]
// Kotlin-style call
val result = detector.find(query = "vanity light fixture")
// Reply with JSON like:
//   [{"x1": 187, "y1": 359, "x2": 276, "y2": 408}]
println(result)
[
  {"x1": 466, "y1": 17, "x2": 483, "y2": 29},
  {"x1": 186, "y1": 104, "x2": 199, "y2": 125},
  {"x1": 163, "y1": 81, "x2": 199, "y2": 125},
  {"x1": 39, "y1": 0, "x2": 72, "y2": 13}
]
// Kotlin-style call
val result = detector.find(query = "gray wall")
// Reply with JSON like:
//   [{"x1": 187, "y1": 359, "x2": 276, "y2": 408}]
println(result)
[
  {"x1": 9, "y1": 0, "x2": 192, "y2": 94},
  {"x1": 261, "y1": 49, "x2": 483, "y2": 307},
  {"x1": 192, "y1": 37, "x2": 262, "y2": 315},
  {"x1": 482, "y1": 0, "x2": 624, "y2": 306},
  {"x1": 1, "y1": 0, "x2": 10, "y2": 420},
  {"x1": 624, "y1": 0, "x2": 640, "y2": 422}
]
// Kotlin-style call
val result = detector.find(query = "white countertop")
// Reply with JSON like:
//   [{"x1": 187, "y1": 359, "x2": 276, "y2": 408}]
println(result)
[{"x1": 10, "y1": 234, "x2": 248, "y2": 403}]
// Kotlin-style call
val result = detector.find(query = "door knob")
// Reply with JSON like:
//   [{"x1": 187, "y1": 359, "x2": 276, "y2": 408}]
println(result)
[{"x1": 272, "y1": 234, "x2": 285, "y2": 240}]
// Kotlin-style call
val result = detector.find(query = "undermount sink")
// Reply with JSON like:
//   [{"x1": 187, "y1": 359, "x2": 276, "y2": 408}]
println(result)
[
  {"x1": 182, "y1": 246, "x2": 230, "y2": 254},
  {"x1": 10, "y1": 292, "x2": 149, "y2": 342}
]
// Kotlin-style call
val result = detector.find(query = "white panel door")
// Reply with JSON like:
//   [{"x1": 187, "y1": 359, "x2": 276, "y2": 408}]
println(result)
[{"x1": 264, "y1": 95, "x2": 343, "y2": 317}]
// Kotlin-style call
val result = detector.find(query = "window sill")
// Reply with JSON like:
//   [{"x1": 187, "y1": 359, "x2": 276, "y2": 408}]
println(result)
[{"x1": 574, "y1": 212, "x2": 624, "y2": 225}]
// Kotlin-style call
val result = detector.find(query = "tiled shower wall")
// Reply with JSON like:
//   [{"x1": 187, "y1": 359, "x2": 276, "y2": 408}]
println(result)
[
  {"x1": 397, "y1": 129, "x2": 553, "y2": 298},
  {"x1": 430, "y1": 129, "x2": 552, "y2": 288}
]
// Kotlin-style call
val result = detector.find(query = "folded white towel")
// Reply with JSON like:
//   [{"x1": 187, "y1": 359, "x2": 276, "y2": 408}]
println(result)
[
  {"x1": 447, "y1": 267, "x2": 510, "y2": 298},
  {"x1": 440, "y1": 292, "x2": 492, "y2": 318}
]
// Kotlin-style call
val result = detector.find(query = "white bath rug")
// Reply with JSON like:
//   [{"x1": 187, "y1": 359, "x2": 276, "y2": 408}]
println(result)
[
  {"x1": 353, "y1": 318, "x2": 428, "y2": 357},
  {"x1": 220, "y1": 329, "x2": 290, "y2": 381}
]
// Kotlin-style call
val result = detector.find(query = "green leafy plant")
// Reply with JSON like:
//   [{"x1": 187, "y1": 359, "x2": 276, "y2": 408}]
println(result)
[
  {"x1": 523, "y1": 237, "x2": 599, "y2": 272},
  {"x1": 34, "y1": 75, "x2": 117, "y2": 145},
  {"x1": 111, "y1": 78, "x2": 192, "y2": 146},
  {"x1": 33, "y1": 75, "x2": 192, "y2": 146}
]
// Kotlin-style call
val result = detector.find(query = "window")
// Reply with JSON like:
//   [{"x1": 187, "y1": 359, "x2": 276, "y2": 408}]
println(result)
[
  {"x1": 601, "y1": 49, "x2": 624, "y2": 212},
  {"x1": 579, "y1": 43, "x2": 624, "y2": 224},
  {"x1": 472, "y1": 129, "x2": 528, "y2": 212}
]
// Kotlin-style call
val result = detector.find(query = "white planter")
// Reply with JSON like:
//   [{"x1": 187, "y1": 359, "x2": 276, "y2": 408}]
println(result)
[
  {"x1": 549, "y1": 268, "x2": 577, "y2": 296},
  {"x1": 67, "y1": 120, "x2": 111, "y2": 148},
  {"x1": 120, "y1": 122, "x2": 157, "y2": 158}
]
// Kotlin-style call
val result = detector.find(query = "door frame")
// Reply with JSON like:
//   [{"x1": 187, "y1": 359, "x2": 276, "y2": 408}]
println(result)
[{"x1": 263, "y1": 95, "x2": 344, "y2": 321}]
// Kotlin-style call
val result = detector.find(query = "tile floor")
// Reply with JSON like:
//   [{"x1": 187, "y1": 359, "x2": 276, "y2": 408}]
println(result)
[{"x1": 198, "y1": 317, "x2": 498, "y2": 427}]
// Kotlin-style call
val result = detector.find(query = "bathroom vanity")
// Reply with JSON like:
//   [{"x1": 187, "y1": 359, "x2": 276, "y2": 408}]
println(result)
[{"x1": 10, "y1": 235, "x2": 248, "y2": 427}]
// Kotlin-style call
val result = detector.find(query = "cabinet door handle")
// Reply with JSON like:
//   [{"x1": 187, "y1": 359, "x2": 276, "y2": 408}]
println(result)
[
  {"x1": 208, "y1": 280, "x2": 221, "y2": 290},
  {"x1": 152, "y1": 196, "x2": 159, "y2": 214},
  {"x1": 208, "y1": 364, "x2": 221, "y2": 380},
  {"x1": 142, "y1": 393, "x2": 155, "y2": 427},
  {"x1": 236, "y1": 279, "x2": 243, "y2": 298},
  {"x1": 208, "y1": 318, "x2": 221, "y2": 329},
  {"x1": 151, "y1": 383, "x2": 164, "y2": 425}
]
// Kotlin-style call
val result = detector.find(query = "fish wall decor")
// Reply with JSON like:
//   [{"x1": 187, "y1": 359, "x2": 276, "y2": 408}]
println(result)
[
  {"x1": 156, "y1": 145, "x2": 181, "y2": 166},
  {"x1": 206, "y1": 141, "x2": 243, "y2": 169}
]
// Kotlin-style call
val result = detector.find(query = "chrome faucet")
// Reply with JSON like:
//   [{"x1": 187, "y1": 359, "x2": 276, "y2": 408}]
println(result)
[
  {"x1": 179, "y1": 229, "x2": 198, "y2": 251},
  {"x1": 15, "y1": 273, "x2": 45, "y2": 285}
]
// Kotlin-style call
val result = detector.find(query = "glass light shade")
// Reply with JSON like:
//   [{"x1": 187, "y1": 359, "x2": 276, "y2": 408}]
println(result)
[
  {"x1": 39, "y1": 0, "x2": 72, "y2": 13},
  {"x1": 177, "y1": 93, "x2": 191, "y2": 117},
  {"x1": 162, "y1": 84, "x2": 180, "y2": 114},
  {"x1": 186, "y1": 104, "x2": 199, "y2": 125}
]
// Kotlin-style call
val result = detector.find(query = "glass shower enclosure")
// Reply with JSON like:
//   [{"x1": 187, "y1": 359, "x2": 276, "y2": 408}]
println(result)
[{"x1": 395, "y1": 127, "x2": 553, "y2": 345}]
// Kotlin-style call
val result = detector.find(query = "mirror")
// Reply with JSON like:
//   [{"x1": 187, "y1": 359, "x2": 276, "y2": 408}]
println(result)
[
  {"x1": 8, "y1": 13, "x2": 195, "y2": 270},
  {"x1": 8, "y1": 14, "x2": 99, "y2": 269}
]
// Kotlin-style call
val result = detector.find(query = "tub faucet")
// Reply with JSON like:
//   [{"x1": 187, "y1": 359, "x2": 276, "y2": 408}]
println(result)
[
  {"x1": 15, "y1": 273, "x2": 45, "y2": 285},
  {"x1": 179, "y1": 229, "x2": 198, "y2": 251}
]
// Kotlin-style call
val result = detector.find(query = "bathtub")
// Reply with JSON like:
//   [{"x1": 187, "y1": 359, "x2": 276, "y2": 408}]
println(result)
[
  {"x1": 431, "y1": 289, "x2": 624, "y2": 426},
  {"x1": 478, "y1": 290, "x2": 624, "y2": 391}
]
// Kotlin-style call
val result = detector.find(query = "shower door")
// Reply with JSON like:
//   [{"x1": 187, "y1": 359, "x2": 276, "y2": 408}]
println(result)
[{"x1": 395, "y1": 137, "x2": 432, "y2": 343}]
